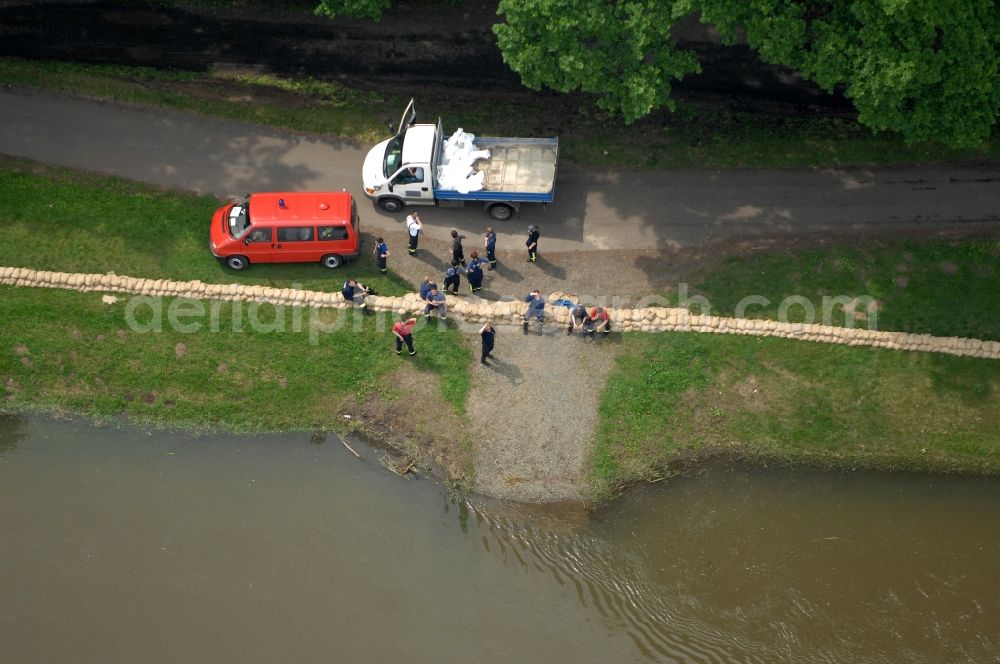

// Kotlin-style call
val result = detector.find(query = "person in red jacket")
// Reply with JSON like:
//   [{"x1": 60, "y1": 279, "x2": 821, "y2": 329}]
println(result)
[
  {"x1": 589, "y1": 305, "x2": 611, "y2": 335},
  {"x1": 392, "y1": 314, "x2": 418, "y2": 356}
]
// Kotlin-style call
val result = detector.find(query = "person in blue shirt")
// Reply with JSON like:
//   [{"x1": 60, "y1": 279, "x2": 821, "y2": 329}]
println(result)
[
  {"x1": 341, "y1": 278, "x2": 373, "y2": 315},
  {"x1": 443, "y1": 264, "x2": 462, "y2": 294},
  {"x1": 484, "y1": 227, "x2": 497, "y2": 271},
  {"x1": 419, "y1": 275, "x2": 436, "y2": 301},
  {"x1": 522, "y1": 290, "x2": 545, "y2": 334},
  {"x1": 466, "y1": 251, "x2": 485, "y2": 293},
  {"x1": 373, "y1": 237, "x2": 389, "y2": 274},
  {"x1": 423, "y1": 287, "x2": 448, "y2": 319}
]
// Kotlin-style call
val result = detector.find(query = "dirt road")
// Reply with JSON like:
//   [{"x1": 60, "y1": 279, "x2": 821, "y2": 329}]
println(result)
[{"x1": 2, "y1": 89, "x2": 999, "y2": 258}]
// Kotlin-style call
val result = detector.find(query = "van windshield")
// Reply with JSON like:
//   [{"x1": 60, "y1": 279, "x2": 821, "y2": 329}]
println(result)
[
  {"x1": 383, "y1": 137, "x2": 403, "y2": 178},
  {"x1": 227, "y1": 202, "x2": 251, "y2": 239}
]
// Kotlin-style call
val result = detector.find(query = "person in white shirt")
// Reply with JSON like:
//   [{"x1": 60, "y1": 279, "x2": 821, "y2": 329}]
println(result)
[{"x1": 406, "y1": 212, "x2": 422, "y2": 255}]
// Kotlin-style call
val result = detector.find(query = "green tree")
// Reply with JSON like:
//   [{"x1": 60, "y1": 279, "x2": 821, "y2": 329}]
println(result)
[
  {"x1": 493, "y1": 0, "x2": 701, "y2": 122},
  {"x1": 691, "y1": 0, "x2": 1000, "y2": 147},
  {"x1": 316, "y1": 0, "x2": 1000, "y2": 146}
]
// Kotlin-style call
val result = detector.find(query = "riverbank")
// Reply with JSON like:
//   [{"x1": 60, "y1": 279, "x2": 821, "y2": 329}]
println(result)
[
  {"x1": 2, "y1": 159, "x2": 1000, "y2": 505},
  {"x1": 4, "y1": 270, "x2": 999, "y2": 505},
  {"x1": 593, "y1": 332, "x2": 1000, "y2": 502},
  {"x1": 0, "y1": 284, "x2": 476, "y2": 475},
  {"x1": 2, "y1": 56, "x2": 998, "y2": 170}
]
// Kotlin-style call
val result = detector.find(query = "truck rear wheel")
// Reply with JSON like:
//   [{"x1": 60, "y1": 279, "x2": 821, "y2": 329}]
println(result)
[
  {"x1": 378, "y1": 197, "x2": 405, "y2": 213},
  {"x1": 321, "y1": 254, "x2": 343, "y2": 269},
  {"x1": 225, "y1": 255, "x2": 249, "y2": 271},
  {"x1": 488, "y1": 203, "x2": 514, "y2": 221}
]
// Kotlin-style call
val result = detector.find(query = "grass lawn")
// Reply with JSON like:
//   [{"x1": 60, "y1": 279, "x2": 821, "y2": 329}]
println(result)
[
  {"x1": 591, "y1": 332, "x2": 1000, "y2": 501},
  {"x1": 0, "y1": 156, "x2": 408, "y2": 295},
  {"x1": 0, "y1": 158, "x2": 472, "y2": 417},
  {"x1": 2, "y1": 57, "x2": 997, "y2": 170},
  {"x1": 0, "y1": 286, "x2": 471, "y2": 427},
  {"x1": 686, "y1": 239, "x2": 1000, "y2": 340}
]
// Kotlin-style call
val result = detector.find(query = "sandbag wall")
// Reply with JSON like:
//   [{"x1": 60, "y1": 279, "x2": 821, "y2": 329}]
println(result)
[{"x1": 2, "y1": 267, "x2": 998, "y2": 360}]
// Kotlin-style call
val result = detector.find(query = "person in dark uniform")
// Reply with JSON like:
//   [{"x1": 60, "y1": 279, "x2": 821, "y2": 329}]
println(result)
[
  {"x1": 526, "y1": 224, "x2": 540, "y2": 263},
  {"x1": 466, "y1": 251, "x2": 485, "y2": 292},
  {"x1": 341, "y1": 278, "x2": 373, "y2": 315},
  {"x1": 522, "y1": 290, "x2": 545, "y2": 334},
  {"x1": 443, "y1": 264, "x2": 462, "y2": 294},
  {"x1": 567, "y1": 303, "x2": 592, "y2": 336},
  {"x1": 450, "y1": 229, "x2": 466, "y2": 267},
  {"x1": 373, "y1": 237, "x2": 389, "y2": 273},
  {"x1": 479, "y1": 321, "x2": 495, "y2": 366},
  {"x1": 484, "y1": 227, "x2": 497, "y2": 271}
]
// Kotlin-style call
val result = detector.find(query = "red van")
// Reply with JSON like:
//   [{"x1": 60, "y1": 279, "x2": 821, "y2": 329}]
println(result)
[{"x1": 209, "y1": 192, "x2": 361, "y2": 270}]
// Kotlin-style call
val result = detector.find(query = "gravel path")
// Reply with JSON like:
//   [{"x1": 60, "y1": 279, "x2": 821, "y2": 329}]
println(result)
[
  {"x1": 462, "y1": 322, "x2": 619, "y2": 503},
  {"x1": 376, "y1": 226, "x2": 692, "y2": 303},
  {"x1": 369, "y1": 223, "x2": 999, "y2": 306},
  {"x1": 386, "y1": 229, "x2": 625, "y2": 503}
]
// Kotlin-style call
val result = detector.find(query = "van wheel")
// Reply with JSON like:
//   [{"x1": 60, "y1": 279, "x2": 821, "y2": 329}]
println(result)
[
  {"x1": 379, "y1": 197, "x2": 404, "y2": 213},
  {"x1": 488, "y1": 203, "x2": 514, "y2": 221},
  {"x1": 225, "y1": 255, "x2": 249, "y2": 271},
  {"x1": 321, "y1": 254, "x2": 343, "y2": 269}
]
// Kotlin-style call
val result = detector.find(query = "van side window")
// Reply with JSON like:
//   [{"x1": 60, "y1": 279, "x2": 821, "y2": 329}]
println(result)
[
  {"x1": 246, "y1": 227, "x2": 272, "y2": 243},
  {"x1": 278, "y1": 226, "x2": 314, "y2": 242},
  {"x1": 318, "y1": 226, "x2": 349, "y2": 241}
]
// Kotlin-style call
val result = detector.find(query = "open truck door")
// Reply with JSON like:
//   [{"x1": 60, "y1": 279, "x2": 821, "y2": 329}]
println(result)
[{"x1": 396, "y1": 98, "x2": 416, "y2": 137}]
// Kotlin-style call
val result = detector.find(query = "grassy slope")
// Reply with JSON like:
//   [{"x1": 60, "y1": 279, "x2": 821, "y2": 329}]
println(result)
[
  {"x1": 593, "y1": 332, "x2": 1000, "y2": 500},
  {"x1": 1, "y1": 287, "x2": 469, "y2": 429},
  {"x1": 688, "y1": 239, "x2": 1000, "y2": 340},
  {"x1": 1, "y1": 57, "x2": 997, "y2": 170},
  {"x1": 0, "y1": 159, "x2": 471, "y2": 417},
  {"x1": 597, "y1": 237, "x2": 1000, "y2": 500},
  {"x1": 0, "y1": 59, "x2": 389, "y2": 144}
]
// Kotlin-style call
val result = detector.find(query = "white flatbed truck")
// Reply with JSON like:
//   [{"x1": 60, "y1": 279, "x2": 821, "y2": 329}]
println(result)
[{"x1": 361, "y1": 100, "x2": 559, "y2": 221}]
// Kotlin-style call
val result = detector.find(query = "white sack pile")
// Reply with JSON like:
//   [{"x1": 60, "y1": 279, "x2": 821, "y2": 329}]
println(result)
[{"x1": 437, "y1": 128, "x2": 491, "y2": 194}]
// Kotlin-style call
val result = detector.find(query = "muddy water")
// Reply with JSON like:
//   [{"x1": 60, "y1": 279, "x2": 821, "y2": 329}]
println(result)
[{"x1": 1, "y1": 414, "x2": 998, "y2": 663}]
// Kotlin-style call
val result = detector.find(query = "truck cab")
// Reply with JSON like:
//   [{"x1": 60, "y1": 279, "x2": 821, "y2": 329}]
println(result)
[{"x1": 362, "y1": 99, "x2": 436, "y2": 211}]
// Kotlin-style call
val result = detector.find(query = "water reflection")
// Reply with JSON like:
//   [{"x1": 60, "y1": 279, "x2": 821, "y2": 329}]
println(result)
[
  {"x1": 0, "y1": 412, "x2": 26, "y2": 456},
  {"x1": 0, "y1": 415, "x2": 998, "y2": 663},
  {"x1": 463, "y1": 496, "x2": 772, "y2": 662}
]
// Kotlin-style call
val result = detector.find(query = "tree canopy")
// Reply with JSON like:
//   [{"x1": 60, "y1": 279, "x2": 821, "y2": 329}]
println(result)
[
  {"x1": 315, "y1": 0, "x2": 1000, "y2": 146},
  {"x1": 687, "y1": 0, "x2": 1000, "y2": 146},
  {"x1": 493, "y1": 0, "x2": 701, "y2": 122}
]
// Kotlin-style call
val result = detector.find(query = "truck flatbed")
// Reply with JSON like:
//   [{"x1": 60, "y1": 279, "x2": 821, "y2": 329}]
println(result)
[{"x1": 434, "y1": 136, "x2": 558, "y2": 203}]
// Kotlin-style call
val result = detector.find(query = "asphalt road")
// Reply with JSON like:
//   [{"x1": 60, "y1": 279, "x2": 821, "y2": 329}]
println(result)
[{"x1": 2, "y1": 89, "x2": 999, "y2": 252}]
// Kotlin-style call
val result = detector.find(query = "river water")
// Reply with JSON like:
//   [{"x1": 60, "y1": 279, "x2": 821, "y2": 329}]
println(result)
[{"x1": 1, "y1": 414, "x2": 997, "y2": 663}]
